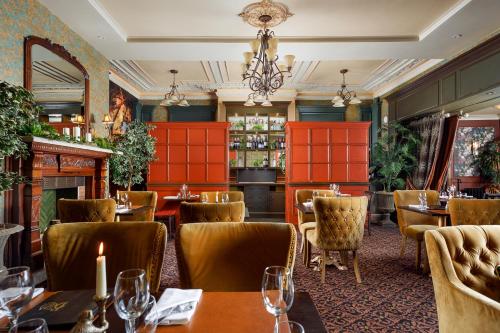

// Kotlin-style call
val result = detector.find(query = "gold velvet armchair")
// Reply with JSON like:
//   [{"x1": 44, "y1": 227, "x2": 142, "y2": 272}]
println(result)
[
  {"x1": 57, "y1": 199, "x2": 116, "y2": 223},
  {"x1": 180, "y1": 202, "x2": 245, "y2": 223},
  {"x1": 176, "y1": 222, "x2": 296, "y2": 291},
  {"x1": 116, "y1": 190, "x2": 158, "y2": 221},
  {"x1": 200, "y1": 191, "x2": 244, "y2": 203},
  {"x1": 295, "y1": 189, "x2": 335, "y2": 266},
  {"x1": 43, "y1": 222, "x2": 167, "y2": 293},
  {"x1": 448, "y1": 198, "x2": 500, "y2": 225},
  {"x1": 393, "y1": 190, "x2": 440, "y2": 270},
  {"x1": 425, "y1": 225, "x2": 500, "y2": 333},
  {"x1": 306, "y1": 196, "x2": 368, "y2": 283}
]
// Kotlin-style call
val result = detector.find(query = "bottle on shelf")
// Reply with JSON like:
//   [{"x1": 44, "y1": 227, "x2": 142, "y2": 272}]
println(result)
[
  {"x1": 263, "y1": 156, "x2": 269, "y2": 168},
  {"x1": 230, "y1": 139, "x2": 234, "y2": 150},
  {"x1": 264, "y1": 136, "x2": 268, "y2": 149}
]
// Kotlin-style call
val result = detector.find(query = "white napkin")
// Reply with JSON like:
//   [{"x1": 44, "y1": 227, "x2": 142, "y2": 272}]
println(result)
[
  {"x1": 408, "y1": 204, "x2": 428, "y2": 209},
  {"x1": 157, "y1": 288, "x2": 202, "y2": 325},
  {"x1": 0, "y1": 287, "x2": 44, "y2": 318},
  {"x1": 303, "y1": 201, "x2": 313, "y2": 208}
]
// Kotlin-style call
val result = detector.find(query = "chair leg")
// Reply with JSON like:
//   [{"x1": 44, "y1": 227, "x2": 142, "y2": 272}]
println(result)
[
  {"x1": 305, "y1": 241, "x2": 312, "y2": 268},
  {"x1": 353, "y1": 251, "x2": 362, "y2": 284},
  {"x1": 340, "y1": 251, "x2": 349, "y2": 267},
  {"x1": 400, "y1": 236, "x2": 407, "y2": 258},
  {"x1": 416, "y1": 240, "x2": 422, "y2": 270},
  {"x1": 300, "y1": 234, "x2": 305, "y2": 254},
  {"x1": 320, "y1": 249, "x2": 327, "y2": 283}
]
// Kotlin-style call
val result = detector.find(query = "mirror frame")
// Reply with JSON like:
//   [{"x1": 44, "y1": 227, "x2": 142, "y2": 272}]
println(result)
[{"x1": 24, "y1": 35, "x2": 90, "y2": 132}]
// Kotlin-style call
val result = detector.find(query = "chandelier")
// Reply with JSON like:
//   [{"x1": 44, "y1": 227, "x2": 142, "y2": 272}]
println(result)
[
  {"x1": 239, "y1": 0, "x2": 295, "y2": 107},
  {"x1": 332, "y1": 69, "x2": 361, "y2": 107},
  {"x1": 160, "y1": 69, "x2": 189, "y2": 107}
]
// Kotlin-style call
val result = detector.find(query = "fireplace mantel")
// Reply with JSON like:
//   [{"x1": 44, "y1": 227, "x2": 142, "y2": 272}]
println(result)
[{"x1": 11, "y1": 136, "x2": 113, "y2": 269}]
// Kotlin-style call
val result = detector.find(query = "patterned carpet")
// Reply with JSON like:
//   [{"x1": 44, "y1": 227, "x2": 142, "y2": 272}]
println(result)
[{"x1": 160, "y1": 223, "x2": 438, "y2": 333}]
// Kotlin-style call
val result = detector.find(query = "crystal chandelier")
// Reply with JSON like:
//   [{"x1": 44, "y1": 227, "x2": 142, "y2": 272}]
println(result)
[
  {"x1": 240, "y1": 0, "x2": 295, "y2": 107},
  {"x1": 160, "y1": 69, "x2": 189, "y2": 107},
  {"x1": 331, "y1": 69, "x2": 361, "y2": 107}
]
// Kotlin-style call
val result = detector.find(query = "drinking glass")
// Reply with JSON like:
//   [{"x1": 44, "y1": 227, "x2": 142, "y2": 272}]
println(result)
[
  {"x1": 262, "y1": 266, "x2": 294, "y2": 333},
  {"x1": 114, "y1": 269, "x2": 150, "y2": 333},
  {"x1": 8, "y1": 318, "x2": 48, "y2": 333},
  {"x1": 277, "y1": 321, "x2": 305, "y2": 333},
  {"x1": 136, "y1": 295, "x2": 158, "y2": 333},
  {"x1": 121, "y1": 192, "x2": 129, "y2": 207},
  {"x1": 418, "y1": 192, "x2": 427, "y2": 209},
  {"x1": 0, "y1": 266, "x2": 34, "y2": 327},
  {"x1": 312, "y1": 190, "x2": 319, "y2": 198},
  {"x1": 222, "y1": 193, "x2": 229, "y2": 203},
  {"x1": 200, "y1": 193, "x2": 208, "y2": 203}
]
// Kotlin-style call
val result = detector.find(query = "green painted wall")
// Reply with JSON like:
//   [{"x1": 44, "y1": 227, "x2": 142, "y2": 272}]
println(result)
[{"x1": 0, "y1": 0, "x2": 110, "y2": 136}]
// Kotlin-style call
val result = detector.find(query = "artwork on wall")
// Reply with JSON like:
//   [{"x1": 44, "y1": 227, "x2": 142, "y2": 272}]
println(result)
[
  {"x1": 453, "y1": 126, "x2": 495, "y2": 176},
  {"x1": 109, "y1": 81, "x2": 137, "y2": 135}
]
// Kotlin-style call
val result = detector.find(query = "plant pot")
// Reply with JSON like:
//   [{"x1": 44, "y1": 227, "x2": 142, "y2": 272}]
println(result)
[
  {"x1": 0, "y1": 224, "x2": 24, "y2": 270},
  {"x1": 371, "y1": 191, "x2": 395, "y2": 224}
]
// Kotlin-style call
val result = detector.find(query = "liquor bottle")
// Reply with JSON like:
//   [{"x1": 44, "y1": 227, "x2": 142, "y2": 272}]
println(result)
[
  {"x1": 247, "y1": 136, "x2": 251, "y2": 149},
  {"x1": 282, "y1": 137, "x2": 286, "y2": 149},
  {"x1": 264, "y1": 136, "x2": 268, "y2": 149},
  {"x1": 263, "y1": 156, "x2": 269, "y2": 168}
]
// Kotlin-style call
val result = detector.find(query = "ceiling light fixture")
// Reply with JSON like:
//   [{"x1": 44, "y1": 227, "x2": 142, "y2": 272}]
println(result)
[
  {"x1": 240, "y1": 0, "x2": 295, "y2": 107},
  {"x1": 160, "y1": 69, "x2": 189, "y2": 107},
  {"x1": 331, "y1": 69, "x2": 361, "y2": 107},
  {"x1": 451, "y1": 33, "x2": 463, "y2": 39}
]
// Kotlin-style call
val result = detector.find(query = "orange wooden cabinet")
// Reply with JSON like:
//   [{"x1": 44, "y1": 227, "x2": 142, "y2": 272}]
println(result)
[
  {"x1": 147, "y1": 122, "x2": 230, "y2": 214},
  {"x1": 285, "y1": 121, "x2": 371, "y2": 223}
]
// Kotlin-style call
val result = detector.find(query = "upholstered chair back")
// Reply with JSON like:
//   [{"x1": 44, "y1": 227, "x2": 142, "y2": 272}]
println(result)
[
  {"x1": 180, "y1": 202, "x2": 245, "y2": 223},
  {"x1": 311, "y1": 196, "x2": 368, "y2": 250},
  {"x1": 425, "y1": 226, "x2": 500, "y2": 332},
  {"x1": 296, "y1": 189, "x2": 335, "y2": 224},
  {"x1": 200, "y1": 191, "x2": 244, "y2": 203},
  {"x1": 448, "y1": 199, "x2": 500, "y2": 226},
  {"x1": 57, "y1": 199, "x2": 116, "y2": 223},
  {"x1": 43, "y1": 222, "x2": 167, "y2": 293},
  {"x1": 176, "y1": 222, "x2": 296, "y2": 291},
  {"x1": 117, "y1": 191, "x2": 158, "y2": 221},
  {"x1": 393, "y1": 190, "x2": 440, "y2": 234}
]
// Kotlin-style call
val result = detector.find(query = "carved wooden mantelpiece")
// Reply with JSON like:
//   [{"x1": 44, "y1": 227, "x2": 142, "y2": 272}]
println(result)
[{"x1": 13, "y1": 137, "x2": 113, "y2": 269}]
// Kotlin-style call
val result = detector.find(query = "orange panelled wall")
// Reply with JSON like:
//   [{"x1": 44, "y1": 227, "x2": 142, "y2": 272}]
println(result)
[
  {"x1": 147, "y1": 122, "x2": 230, "y2": 212},
  {"x1": 285, "y1": 121, "x2": 371, "y2": 223}
]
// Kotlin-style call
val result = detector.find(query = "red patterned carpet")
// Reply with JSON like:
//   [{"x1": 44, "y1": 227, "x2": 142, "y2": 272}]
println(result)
[{"x1": 160, "y1": 224, "x2": 438, "y2": 333}]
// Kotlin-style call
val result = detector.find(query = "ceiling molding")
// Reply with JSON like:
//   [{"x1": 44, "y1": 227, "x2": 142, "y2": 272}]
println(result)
[
  {"x1": 419, "y1": 0, "x2": 472, "y2": 40},
  {"x1": 87, "y1": 0, "x2": 127, "y2": 41},
  {"x1": 109, "y1": 69, "x2": 142, "y2": 98}
]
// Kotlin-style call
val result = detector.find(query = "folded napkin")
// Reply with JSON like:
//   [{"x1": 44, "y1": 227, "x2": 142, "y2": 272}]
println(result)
[
  {"x1": 0, "y1": 288, "x2": 44, "y2": 318},
  {"x1": 408, "y1": 204, "x2": 428, "y2": 209},
  {"x1": 157, "y1": 288, "x2": 202, "y2": 326}
]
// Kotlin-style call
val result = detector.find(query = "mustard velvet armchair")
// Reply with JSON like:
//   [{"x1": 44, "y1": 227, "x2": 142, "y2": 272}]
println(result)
[
  {"x1": 306, "y1": 196, "x2": 368, "y2": 283},
  {"x1": 448, "y1": 198, "x2": 500, "y2": 226},
  {"x1": 295, "y1": 189, "x2": 335, "y2": 266},
  {"x1": 180, "y1": 202, "x2": 245, "y2": 223},
  {"x1": 57, "y1": 199, "x2": 116, "y2": 223},
  {"x1": 117, "y1": 190, "x2": 158, "y2": 221},
  {"x1": 176, "y1": 222, "x2": 296, "y2": 291},
  {"x1": 200, "y1": 191, "x2": 244, "y2": 203},
  {"x1": 425, "y1": 225, "x2": 500, "y2": 333},
  {"x1": 43, "y1": 222, "x2": 167, "y2": 293},
  {"x1": 393, "y1": 190, "x2": 440, "y2": 270}
]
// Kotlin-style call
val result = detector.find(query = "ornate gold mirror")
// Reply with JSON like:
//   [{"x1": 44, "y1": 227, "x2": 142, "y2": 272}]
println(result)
[{"x1": 24, "y1": 36, "x2": 89, "y2": 133}]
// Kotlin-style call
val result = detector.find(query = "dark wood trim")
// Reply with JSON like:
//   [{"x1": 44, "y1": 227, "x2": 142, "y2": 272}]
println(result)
[
  {"x1": 286, "y1": 182, "x2": 370, "y2": 186},
  {"x1": 23, "y1": 36, "x2": 90, "y2": 132},
  {"x1": 387, "y1": 33, "x2": 500, "y2": 101}
]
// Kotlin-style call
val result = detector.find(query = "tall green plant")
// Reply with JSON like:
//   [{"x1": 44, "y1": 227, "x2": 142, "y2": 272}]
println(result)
[
  {"x1": 370, "y1": 122, "x2": 420, "y2": 192},
  {"x1": 110, "y1": 120, "x2": 157, "y2": 190},
  {"x1": 0, "y1": 81, "x2": 41, "y2": 193},
  {"x1": 472, "y1": 140, "x2": 500, "y2": 184}
]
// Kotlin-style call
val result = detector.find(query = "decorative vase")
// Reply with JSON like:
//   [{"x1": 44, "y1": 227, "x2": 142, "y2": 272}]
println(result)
[{"x1": 372, "y1": 191, "x2": 395, "y2": 224}]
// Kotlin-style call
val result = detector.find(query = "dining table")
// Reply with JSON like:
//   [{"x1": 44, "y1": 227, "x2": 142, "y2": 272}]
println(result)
[
  {"x1": 2, "y1": 291, "x2": 327, "y2": 333},
  {"x1": 397, "y1": 205, "x2": 450, "y2": 227},
  {"x1": 114, "y1": 205, "x2": 146, "y2": 222},
  {"x1": 163, "y1": 195, "x2": 200, "y2": 203}
]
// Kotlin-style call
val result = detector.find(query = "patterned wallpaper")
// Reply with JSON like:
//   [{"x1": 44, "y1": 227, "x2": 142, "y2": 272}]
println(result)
[
  {"x1": 453, "y1": 126, "x2": 495, "y2": 176},
  {"x1": 0, "y1": 0, "x2": 109, "y2": 136}
]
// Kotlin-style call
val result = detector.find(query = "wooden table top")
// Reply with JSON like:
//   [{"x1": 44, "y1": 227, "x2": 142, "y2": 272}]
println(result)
[
  {"x1": 397, "y1": 205, "x2": 450, "y2": 217},
  {"x1": 115, "y1": 205, "x2": 146, "y2": 216},
  {"x1": 4, "y1": 291, "x2": 326, "y2": 333}
]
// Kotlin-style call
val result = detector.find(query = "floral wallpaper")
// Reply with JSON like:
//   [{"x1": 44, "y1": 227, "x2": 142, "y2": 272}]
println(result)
[
  {"x1": 453, "y1": 126, "x2": 495, "y2": 176},
  {"x1": 0, "y1": 0, "x2": 109, "y2": 136}
]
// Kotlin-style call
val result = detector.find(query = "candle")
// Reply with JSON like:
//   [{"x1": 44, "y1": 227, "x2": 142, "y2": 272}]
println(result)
[
  {"x1": 62, "y1": 128, "x2": 70, "y2": 136},
  {"x1": 96, "y1": 242, "x2": 107, "y2": 299},
  {"x1": 72, "y1": 127, "x2": 81, "y2": 141},
  {"x1": 86, "y1": 132, "x2": 92, "y2": 143}
]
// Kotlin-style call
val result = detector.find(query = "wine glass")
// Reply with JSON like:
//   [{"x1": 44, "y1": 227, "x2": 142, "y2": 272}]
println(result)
[
  {"x1": 418, "y1": 192, "x2": 427, "y2": 209},
  {"x1": 312, "y1": 190, "x2": 319, "y2": 198},
  {"x1": 262, "y1": 266, "x2": 294, "y2": 333},
  {"x1": 8, "y1": 318, "x2": 48, "y2": 333},
  {"x1": 277, "y1": 321, "x2": 304, "y2": 333},
  {"x1": 114, "y1": 269, "x2": 150, "y2": 333},
  {"x1": 121, "y1": 192, "x2": 129, "y2": 208},
  {"x1": 136, "y1": 295, "x2": 158, "y2": 333},
  {"x1": 222, "y1": 193, "x2": 229, "y2": 203},
  {"x1": 0, "y1": 266, "x2": 34, "y2": 327}
]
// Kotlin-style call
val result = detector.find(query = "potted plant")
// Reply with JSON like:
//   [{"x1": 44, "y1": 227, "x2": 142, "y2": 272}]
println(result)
[
  {"x1": 370, "y1": 122, "x2": 420, "y2": 222},
  {"x1": 110, "y1": 120, "x2": 157, "y2": 191},
  {"x1": 472, "y1": 139, "x2": 500, "y2": 193}
]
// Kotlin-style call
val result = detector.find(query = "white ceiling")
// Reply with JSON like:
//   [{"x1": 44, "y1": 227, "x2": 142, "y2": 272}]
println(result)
[{"x1": 39, "y1": 0, "x2": 500, "y2": 99}]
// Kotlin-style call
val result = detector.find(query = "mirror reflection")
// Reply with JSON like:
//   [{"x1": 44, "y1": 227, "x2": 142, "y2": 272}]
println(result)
[{"x1": 31, "y1": 44, "x2": 85, "y2": 129}]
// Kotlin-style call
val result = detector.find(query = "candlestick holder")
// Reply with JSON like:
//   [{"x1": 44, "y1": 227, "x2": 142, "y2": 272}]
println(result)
[{"x1": 93, "y1": 294, "x2": 111, "y2": 329}]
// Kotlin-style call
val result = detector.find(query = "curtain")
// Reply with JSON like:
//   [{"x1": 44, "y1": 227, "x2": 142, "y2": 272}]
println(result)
[
  {"x1": 407, "y1": 115, "x2": 444, "y2": 189},
  {"x1": 429, "y1": 115, "x2": 459, "y2": 191}
]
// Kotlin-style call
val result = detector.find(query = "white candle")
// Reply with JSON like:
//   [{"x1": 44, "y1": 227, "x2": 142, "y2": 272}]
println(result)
[
  {"x1": 96, "y1": 242, "x2": 107, "y2": 298},
  {"x1": 86, "y1": 132, "x2": 92, "y2": 142},
  {"x1": 72, "y1": 127, "x2": 81, "y2": 141},
  {"x1": 62, "y1": 128, "x2": 70, "y2": 136}
]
